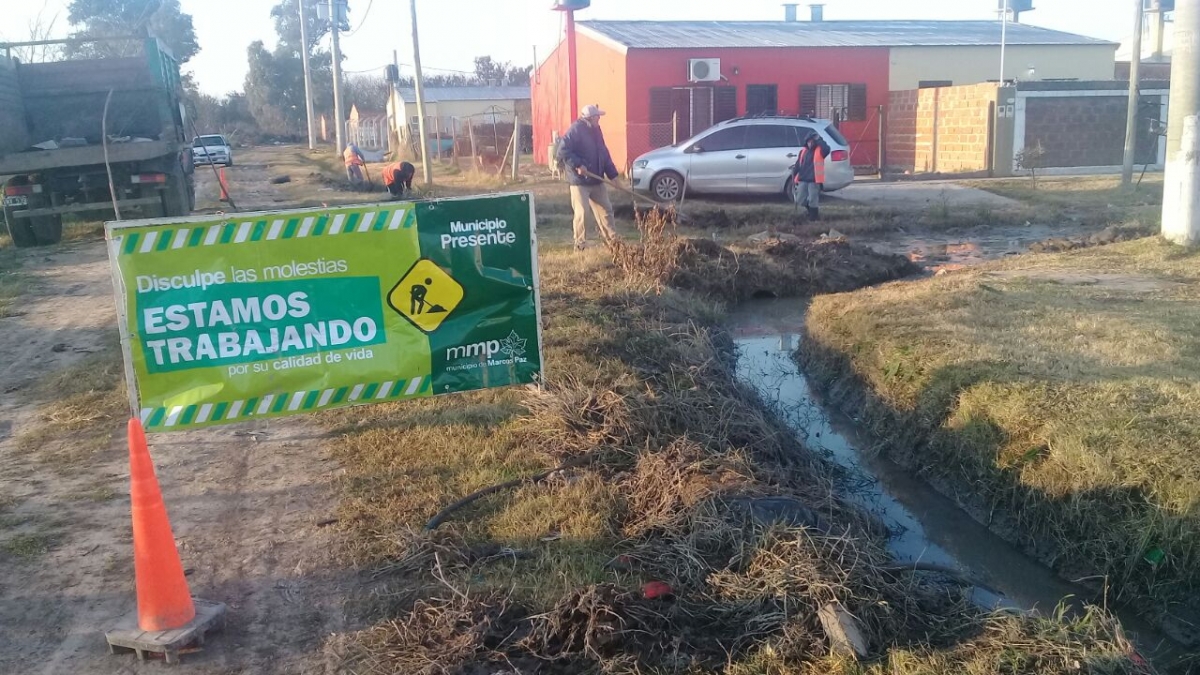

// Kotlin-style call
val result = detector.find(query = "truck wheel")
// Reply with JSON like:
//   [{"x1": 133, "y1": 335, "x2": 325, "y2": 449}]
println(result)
[
  {"x1": 31, "y1": 215, "x2": 63, "y2": 246},
  {"x1": 4, "y1": 212, "x2": 38, "y2": 248},
  {"x1": 161, "y1": 168, "x2": 194, "y2": 217}
]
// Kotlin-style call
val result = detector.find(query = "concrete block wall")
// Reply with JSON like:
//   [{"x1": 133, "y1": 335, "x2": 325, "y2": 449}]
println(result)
[
  {"x1": 886, "y1": 83, "x2": 998, "y2": 175},
  {"x1": 1023, "y1": 94, "x2": 1159, "y2": 168},
  {"x1": 0, "y1": 58, "x2": 30, "y2": 154}
]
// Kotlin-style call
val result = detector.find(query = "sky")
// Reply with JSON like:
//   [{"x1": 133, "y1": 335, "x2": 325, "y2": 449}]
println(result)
[{"x1": 0, "y1": 0, "x2": 1143, "y2": 96}]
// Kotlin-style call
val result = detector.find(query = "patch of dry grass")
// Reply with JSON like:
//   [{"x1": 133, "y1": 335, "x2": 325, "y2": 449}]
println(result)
[
  {"x1": 320, "y1": 220, "x2": 1138, "y2": 671},
  {"x1": 803, "y1": 237, "x2": 1200, "y2": 646},
  {"x1": 963, "y1": 174, "x2": 1164, "y2": 210},
  {"x1": 16, "y1": 340, "x2": 127, "y2": 471}
]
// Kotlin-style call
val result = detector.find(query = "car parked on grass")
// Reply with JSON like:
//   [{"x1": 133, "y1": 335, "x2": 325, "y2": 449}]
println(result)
[
  {"x1": 631, "y1": 116, "x2": 853, "y2": 202},
  {"x1": 192, "y1": 135, "x2": 233, "y2": 167}
]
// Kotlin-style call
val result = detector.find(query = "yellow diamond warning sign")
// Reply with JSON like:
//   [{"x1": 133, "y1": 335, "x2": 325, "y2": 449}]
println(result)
[{"x1": 388, "y1": 259, "x2": 464, "y2": 333}]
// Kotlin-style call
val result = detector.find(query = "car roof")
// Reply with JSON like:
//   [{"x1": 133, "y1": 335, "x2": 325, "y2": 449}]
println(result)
[{"x1": 723, "y1": 116, "x2": 830, "y2": 127}]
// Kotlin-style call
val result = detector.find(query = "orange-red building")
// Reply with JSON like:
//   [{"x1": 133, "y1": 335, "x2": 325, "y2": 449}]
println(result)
[{"x1": 533, "y1": 18, "x2": 1117, "y2": 172}]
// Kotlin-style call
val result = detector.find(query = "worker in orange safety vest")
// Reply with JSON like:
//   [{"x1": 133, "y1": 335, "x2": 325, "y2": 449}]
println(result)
[
  {"x1": 343, "y1": 143, "x2": 366, "y2": 187},
  {"x1": 790, "y1": 131, "x2": 830, "y2": 221}
]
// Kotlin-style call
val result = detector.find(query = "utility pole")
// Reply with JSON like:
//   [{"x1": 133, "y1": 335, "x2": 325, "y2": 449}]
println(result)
[
  {"x1": 299, "y1": 0, "x2": 317, "y2": 150},
  {"x1": 1122, "y1": 0, "x2": 1145, "y2": 185},
  {"x1": 410, "y1": 0, "x2": 432, "y2": 184},
  {"x1": 1163, "y1": 0, "x2": 1200, "y2": 246},
  {"x1": 329, "y1": 0, "x2": 346, "y2": 154},
  {"x1": 999, "y1": 0, "x2": 1009, "y2": 83}
]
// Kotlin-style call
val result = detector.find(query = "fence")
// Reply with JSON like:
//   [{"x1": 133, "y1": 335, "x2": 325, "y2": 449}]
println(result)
[
  {"x1": 348, "y1": 116, "x2": 388, "y2": 151},
  {"x1": 625, "y1": 122, "x2": 677, "y2": 168},
  {"x1": 403, "y1": 114, "x2": 533, "y2": 173}
]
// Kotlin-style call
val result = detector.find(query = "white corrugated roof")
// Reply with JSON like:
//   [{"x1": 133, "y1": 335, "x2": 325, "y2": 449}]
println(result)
[
  {"x1": 579, "y1": 20, "x2": 1116, "y2": 50},
  {"x1": 396, "y1": 86, "x2": 530, "y2": 103}
]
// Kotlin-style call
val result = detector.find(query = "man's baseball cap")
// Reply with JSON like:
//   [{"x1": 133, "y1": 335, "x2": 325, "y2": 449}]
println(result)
[{"x1": 581, "y1": 104, "x2": 606, "y2": 118}]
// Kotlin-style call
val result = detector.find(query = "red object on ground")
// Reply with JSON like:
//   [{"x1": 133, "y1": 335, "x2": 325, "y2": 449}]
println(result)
[
  {"x1": 218, "y1": 168, "x2": 230, "y2": 202},
  {"x1": 129, "y1": 418, "x2": 196, "y2": 631},
  {"x1": 642, "y1": 581, "x2": 674, "y2": 600}
]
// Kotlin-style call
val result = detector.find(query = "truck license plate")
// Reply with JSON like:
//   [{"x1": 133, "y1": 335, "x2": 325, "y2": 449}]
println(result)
[{"x1": 4, "y1": 196, "x2": 28, "y2": 208}]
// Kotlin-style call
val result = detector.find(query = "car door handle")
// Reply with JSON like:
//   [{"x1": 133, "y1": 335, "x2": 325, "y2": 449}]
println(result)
[
  {"x1": 735, "y1": 154, "x2": 747, "y2": 159},
  {"x1": 786, "y1": 153, "x2": 797, "y2": 158}
]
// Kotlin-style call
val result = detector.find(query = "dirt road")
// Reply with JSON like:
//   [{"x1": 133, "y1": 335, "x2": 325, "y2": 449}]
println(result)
[{"x1": 0, "y1": 150, "x2": 353, "y2": 673}]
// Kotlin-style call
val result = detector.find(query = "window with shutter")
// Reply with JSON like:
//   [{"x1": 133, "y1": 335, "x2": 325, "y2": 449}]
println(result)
[
  {"x1": 746, "y1": 85, "x2": 778, "y2": 116},
  {"x1": 714, "y1": 86, "x2": 738, "y2": 123},
  {"x1": 848, "y1": 84, "x2": 867, "y2": 121},
  {"x1": 800, "y1": 85, "x2": 817, "y2": 117},
  {"x1": 650, "y1": 88, "x2": 672, "y2": 124},
  {"x1": 800, "y1": 84, "x2": 867, "y2": 122}
]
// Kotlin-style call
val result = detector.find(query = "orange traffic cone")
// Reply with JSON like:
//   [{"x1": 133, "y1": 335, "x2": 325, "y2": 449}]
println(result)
[
  {"x1": 218, "y1": 167, "x2": 230, "y2": 202},
  {"x1": 128, "y1": 418, "x2": 196, "y2": 631}
]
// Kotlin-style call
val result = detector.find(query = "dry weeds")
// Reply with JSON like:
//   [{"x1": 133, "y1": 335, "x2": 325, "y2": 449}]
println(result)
[{"x1": 320, "y1": 225, "x2": 1139, "y2": 672}]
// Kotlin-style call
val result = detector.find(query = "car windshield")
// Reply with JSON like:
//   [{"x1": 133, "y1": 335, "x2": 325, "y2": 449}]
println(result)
[
  {"x1": 194, "y1": 136, "x2": 226, "y2": 148},
  {"x1": 823, "y1": 125, "x2": 849, "y2": 147}
]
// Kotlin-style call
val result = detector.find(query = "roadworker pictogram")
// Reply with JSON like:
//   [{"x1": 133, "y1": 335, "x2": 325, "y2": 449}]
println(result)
[{"x1": 388, "y1": 258, "x2": 464, "y2": 333}]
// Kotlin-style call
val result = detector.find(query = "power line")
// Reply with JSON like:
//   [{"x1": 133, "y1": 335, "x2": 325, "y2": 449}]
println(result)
[{"x1": 344, "y1": 0, "x2": 375, "y2": 36}]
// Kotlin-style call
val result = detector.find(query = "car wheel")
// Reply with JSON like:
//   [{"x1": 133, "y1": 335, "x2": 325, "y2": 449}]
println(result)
[
  {"x1": 651, "y1": 171, "x2": 684, "y2": 202},
  {"x1": 784, "y1": 178, "x2": 798, "y2": 203},
  {"x1": 225, "y1": 159, "x2": 233, "y2": 167}
]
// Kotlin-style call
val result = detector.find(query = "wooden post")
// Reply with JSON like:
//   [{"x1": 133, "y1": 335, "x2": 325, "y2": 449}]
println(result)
[
  {"x1": 877, "y1": 104, "x2": 885, "y2": 176},
  {"x1": 434, "y1": 117, "x2": 442, "y2": 160},
  {"x1": 672, "y1": 111, "x2": 678, "y2": 144},
  {"x1": 468, "y1": 122, "x2": 478, "y2": 169},
  {"x1": 511, "y1": 114, "x2": 521, "y2": 181}
]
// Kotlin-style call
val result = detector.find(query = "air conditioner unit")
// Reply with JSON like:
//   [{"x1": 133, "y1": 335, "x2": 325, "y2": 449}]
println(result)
[{"x1": 688, "y1": 58, "x2": 721, "y2": 83}]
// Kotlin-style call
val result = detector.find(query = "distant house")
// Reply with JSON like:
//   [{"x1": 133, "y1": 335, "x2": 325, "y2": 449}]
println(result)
[
  {"x1": 389, "y1": 86, "x2": 532, "y2": 144},
  {"x1": 533, "y1": 10, "x2": 1118, "y2": 170}
]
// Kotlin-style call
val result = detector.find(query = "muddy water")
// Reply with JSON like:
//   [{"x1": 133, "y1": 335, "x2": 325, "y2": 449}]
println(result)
[
  {"x1": 854, "y1": 223, "x2": 1068, "y2": 273},
  {"x1": 728, "y1": 299, "x2": 1182, "y2": 664}
]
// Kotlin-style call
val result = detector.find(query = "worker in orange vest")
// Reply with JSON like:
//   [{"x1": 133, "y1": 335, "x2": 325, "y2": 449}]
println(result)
[
  {"x1": 343, "y1": 143, "x2": 366, "y2": 187},
  {"x1": 791, "y1": 131, "x2": 831, "y2": 221},
  {"x1": 383, "y1": 161, "x2": 415, "y2": 198}
]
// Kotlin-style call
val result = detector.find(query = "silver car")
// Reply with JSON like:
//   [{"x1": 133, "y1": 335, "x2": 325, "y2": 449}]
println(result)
[{"x1": 631, "y1": 117, "x2": 853, "y2": 202}]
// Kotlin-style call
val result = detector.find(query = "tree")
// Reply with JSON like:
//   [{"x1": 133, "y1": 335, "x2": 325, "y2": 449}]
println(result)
[
  {"x1": 473, "y1": 56, "x2": 532, "y2": 86},
  {"x1": 271, "y1": 0, "x2": 329, "y2": 55},
  {"x1": 344, "y1": 74, "x2": 392, "y2": 114},
  {"x1": 242, "y1": 0, "x2": 337, "y2": 137},
  {"x1": 66, "y1": 0, "x2": 199, "y2": 62}
]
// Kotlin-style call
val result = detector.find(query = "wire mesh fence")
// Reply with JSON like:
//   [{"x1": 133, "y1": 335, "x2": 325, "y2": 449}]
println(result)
[{"x1": 626, "y1": 122, "x2": 676, "y2": 166}]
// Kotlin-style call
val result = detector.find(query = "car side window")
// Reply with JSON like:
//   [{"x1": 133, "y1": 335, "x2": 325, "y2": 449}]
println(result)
[
  {"x1": 746, "y1": 125, "x2": 799, "y2": 149},
  {"x1": 694, "y1": 127, "x2": 747, "y2": 153}
]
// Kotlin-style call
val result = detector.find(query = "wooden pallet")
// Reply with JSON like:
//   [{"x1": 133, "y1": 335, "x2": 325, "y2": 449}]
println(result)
[{"x1": 105, "y1": 599, "x2": 227, "y2": 665}]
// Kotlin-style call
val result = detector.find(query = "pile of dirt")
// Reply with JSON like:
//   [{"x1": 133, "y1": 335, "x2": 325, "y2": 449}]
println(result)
[
  {"x1": 1029, "y1": 221, "x2": 1157, "y2": 253},
  {"x1": 609, "y1": 207, "x2": 919, "y2": 302}
]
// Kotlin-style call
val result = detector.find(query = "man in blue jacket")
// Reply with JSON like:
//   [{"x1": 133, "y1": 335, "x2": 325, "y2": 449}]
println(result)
[{"x1": 557, "y1": 104, "x2": 621, "y2": 251}]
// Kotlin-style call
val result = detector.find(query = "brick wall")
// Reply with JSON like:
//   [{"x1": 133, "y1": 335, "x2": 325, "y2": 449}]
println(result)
[
  {"x1": 1024, "y1": 95, "x2": 1159, "y2": 168},
  {"x1": 885, "y1": 83, "x2": 999, "y2": 175},
  {"x1": 0, "y1": 58, "x2": 30, "y2": 153}
]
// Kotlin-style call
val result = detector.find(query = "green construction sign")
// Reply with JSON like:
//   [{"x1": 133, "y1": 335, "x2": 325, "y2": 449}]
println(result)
[{"x1": 105, "y1": 193, "x2": 543, "y2": 432}]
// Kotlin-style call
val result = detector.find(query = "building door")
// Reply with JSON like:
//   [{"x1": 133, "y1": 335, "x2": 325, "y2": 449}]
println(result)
[
  {"x1": 744, "y1": 124, "x2": 804, "y2": 193},
  {"x1": 746, "y1": 85, "x2": 779, "y2": 116},
  {"x1": 686, "y1": 125, "x2": 749, "y2": 193}
]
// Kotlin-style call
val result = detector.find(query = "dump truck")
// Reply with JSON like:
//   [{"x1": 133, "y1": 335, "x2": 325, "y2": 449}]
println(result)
[{"x1": 0, "y1": 37, "x2": 194, "y2": 248}]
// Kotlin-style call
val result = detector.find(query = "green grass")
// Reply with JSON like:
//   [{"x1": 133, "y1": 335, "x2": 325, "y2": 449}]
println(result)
[
  {"x1": 0, "y1": 530, "x2": 58, "y2": 560},
  {"x1": 0, "y1": 245, "x2": 26, "y2": 318},
  {"x1": 803, "y1": 237, "x2": 1200, "y2": 644}
]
